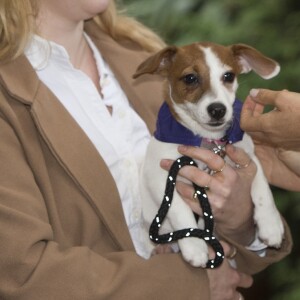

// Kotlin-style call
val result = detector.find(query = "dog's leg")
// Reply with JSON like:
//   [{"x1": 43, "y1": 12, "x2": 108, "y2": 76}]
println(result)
[
  {"x1": 141, "y1": 139, "x2": 209, "y2": 266},
  {"x1": 166, "y1": 190, "x2": 209, "y2": 267},
  {"x1": 251, "y1": 156, "x2": 284, "y2": 248},
  {"x1": 235, "y1": 134, "x2": 284, "y2": 248},
  {"x1": 142, "y1": 171, "x2": 209, "y2": 266}
]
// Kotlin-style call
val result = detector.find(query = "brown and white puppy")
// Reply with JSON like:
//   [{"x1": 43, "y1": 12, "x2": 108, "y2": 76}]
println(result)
[{"x1": 134, "y1": 42, "x2": 284, "y2": 267}]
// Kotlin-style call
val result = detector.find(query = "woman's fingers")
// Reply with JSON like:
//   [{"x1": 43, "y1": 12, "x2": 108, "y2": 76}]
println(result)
[
  {"x1": 238, "y1": 272, "x2": 254, "y2": 289},
  {"x1": 249, "y1": 88, "x2": 278, "y2": 106},
  {"x1": 178, "y1": 146, "x2": 225, "y2": 171},
  {"x1": 225, "y1": 144, "x2": 256, "y2": 174},
  {"x1": 160, "y1": 158, "x2": 215, "y2": 188},
  {"x1": 220, "y1": 241, "x2": 253, "y2": 289}
]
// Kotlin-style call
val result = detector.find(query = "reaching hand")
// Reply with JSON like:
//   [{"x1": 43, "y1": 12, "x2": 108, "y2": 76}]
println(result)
[{"x1": 241, "y1": 89, "x2": 300, "y2": 151}]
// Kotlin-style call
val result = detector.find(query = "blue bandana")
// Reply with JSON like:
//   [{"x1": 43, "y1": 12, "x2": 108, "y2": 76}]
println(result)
[{"x1": 154, "y1": 99, "x2": 244, "y2": 146}]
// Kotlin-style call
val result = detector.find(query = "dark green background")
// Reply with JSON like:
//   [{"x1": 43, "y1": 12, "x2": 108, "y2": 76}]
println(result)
[{"x1": 121, "y1": 0, "x2": 300, "y2": 298}]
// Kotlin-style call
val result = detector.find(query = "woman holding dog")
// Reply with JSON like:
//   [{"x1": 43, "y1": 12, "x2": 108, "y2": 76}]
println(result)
[{"x1": 0, "y1": 0, "x2": 292, "y2": 299}]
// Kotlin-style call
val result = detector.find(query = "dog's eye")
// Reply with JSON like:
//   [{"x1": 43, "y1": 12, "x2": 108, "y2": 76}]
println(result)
[
  {"x1": 223, "y1": 72, "x2": 235, "y2": 83},
  {"x1": 182, "y1": 74, "x2": 199, "y2": 85}
]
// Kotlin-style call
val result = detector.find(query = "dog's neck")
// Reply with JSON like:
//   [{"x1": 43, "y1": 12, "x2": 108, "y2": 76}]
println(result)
[{"x1": 154, "y1": 99, "x2": 244, "y2": 147}]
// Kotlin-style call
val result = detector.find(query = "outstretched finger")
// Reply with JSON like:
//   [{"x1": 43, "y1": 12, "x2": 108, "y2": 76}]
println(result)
[
  {"x1": 249, "y1": 88, "x2": 279, "y2": 106},
  {"x1": 249, "y1": 88, "x2": 296, "y2": 112}
]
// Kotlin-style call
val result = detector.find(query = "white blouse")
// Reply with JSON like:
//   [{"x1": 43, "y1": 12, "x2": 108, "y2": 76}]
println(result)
[{"x1": 25, "y1": 34, "x2": 152, "y2": 259}]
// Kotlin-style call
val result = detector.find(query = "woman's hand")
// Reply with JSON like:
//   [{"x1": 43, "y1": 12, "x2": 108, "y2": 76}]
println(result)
[
  {"x1": 208, "y1": 241, "x2": 253, "y2": 300},
  {"x1": 160, "y1": 145, "x2": 257, "y2": 246},
  {"x1": 152, "y1": 241, "x2": 253, "y2": 300},
  {"x1": 241, "y1": 89, "x2": 300, "y2": 150}
]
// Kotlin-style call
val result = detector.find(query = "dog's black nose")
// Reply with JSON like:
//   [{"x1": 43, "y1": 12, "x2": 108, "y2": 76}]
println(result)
[{"x1": 207, "y1": 103, "x2": 226, "y2": 120}]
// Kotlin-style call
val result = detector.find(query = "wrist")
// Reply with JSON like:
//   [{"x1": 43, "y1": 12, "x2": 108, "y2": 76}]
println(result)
[{"x1": 216, "y1": 219, "x2": 256, "y2": 246}]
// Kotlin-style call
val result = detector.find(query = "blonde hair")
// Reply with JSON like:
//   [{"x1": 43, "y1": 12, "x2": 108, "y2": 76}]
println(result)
[
  {"x1": 0, "y1": 0, "x2": 165, "y2": 62},
  {"x1": 93, "y1": 1, "x2": 166, "y2": 52},
  {"x1": 0, "y1": 0, "x2": 37, "y2": 62}
]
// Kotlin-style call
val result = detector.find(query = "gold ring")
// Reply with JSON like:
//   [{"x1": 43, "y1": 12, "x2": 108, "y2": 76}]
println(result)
[
  {"x1": 228, "y1": 246, "x2": 237, "y2": 259},
  {"x1": 204, "y1": 177, "x2": 212, "y2": 191},
  {"x1": 193, "y1": 191, "x2": 201, "y2": 203},
  {"x1": 210, "y1": 161, "x2": 226, "y2": 175},
  {"x1": 235, "y1": 159, "x2": 251, "y2": 169}
]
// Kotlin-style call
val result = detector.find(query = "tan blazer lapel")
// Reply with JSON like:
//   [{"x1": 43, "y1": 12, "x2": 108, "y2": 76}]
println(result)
[{"x1": 0, "y1": 56, "x2": 134, "y2": 251}]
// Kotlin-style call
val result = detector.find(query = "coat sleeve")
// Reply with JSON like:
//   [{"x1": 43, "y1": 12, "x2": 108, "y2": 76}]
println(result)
[
  {"x1": 0, "y1": 113, "x2": 209, "y2": 299},
  {"x1": 218, "y1": 218, "x2": 293, "y2": 275}
]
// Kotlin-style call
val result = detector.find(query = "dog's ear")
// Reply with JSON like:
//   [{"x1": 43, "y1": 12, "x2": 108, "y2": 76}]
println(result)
[
  {"x1": 231, "y1": 44, "x2": 280, "y2": 79},
  {"x1": 133, "y1": 46, "x2": 178, "y2": 79}
]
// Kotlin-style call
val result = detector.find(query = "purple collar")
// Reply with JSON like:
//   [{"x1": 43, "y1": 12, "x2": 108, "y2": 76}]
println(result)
[{"x1": 154, "y1": 99, "x2": 244, "y2": 146}]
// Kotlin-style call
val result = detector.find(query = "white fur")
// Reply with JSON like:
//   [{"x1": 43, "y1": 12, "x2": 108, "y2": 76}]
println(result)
[{"x1": 141, "y1": 46, "x2": 284, "y2": 267}]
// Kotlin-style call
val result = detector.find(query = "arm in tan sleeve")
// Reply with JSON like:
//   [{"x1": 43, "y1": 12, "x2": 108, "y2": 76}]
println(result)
[
  {"x1": 218, "y1": 217, "x2": 292, "y2": 275},
  {"x1": 0, "y1": 115, "x2": 209, "y2": 300}
]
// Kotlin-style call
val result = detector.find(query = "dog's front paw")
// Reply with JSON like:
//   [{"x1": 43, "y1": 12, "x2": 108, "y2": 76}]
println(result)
[
  {"x1": 256, "y1": 210, "x2": 284, "y2": 248},
  {"x1": 179, "y1": 238, "x2": 208, "y2": 267}
]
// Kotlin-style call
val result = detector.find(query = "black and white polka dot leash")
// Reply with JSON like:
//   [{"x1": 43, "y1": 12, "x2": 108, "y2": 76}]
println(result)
[{"x1": 149, "y1": 155, "x2": 224, "y2": 269}]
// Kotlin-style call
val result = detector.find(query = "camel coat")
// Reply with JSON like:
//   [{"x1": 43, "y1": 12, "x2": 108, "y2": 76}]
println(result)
[{"x1": 0, "y1": 20, "x2": 292, "y2": 299}]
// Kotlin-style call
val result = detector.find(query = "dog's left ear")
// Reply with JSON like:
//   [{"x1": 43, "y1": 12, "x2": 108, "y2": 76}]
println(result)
[
  {"x1": 231, "y1": 44, "x2": 280, "y2": 79},
  {"x1": 133, "y1": 46, "x2": 178, "y2": 79}
]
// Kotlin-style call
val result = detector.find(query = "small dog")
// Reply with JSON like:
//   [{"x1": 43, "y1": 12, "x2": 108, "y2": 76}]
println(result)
[{"x1": 133, "y1": 42, "x2": 284, "y2": 267}]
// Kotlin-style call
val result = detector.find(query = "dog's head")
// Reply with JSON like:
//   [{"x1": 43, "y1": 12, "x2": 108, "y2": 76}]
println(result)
[{"x1": 133, "y1": 42, "x2": 280, "y2": 139}]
